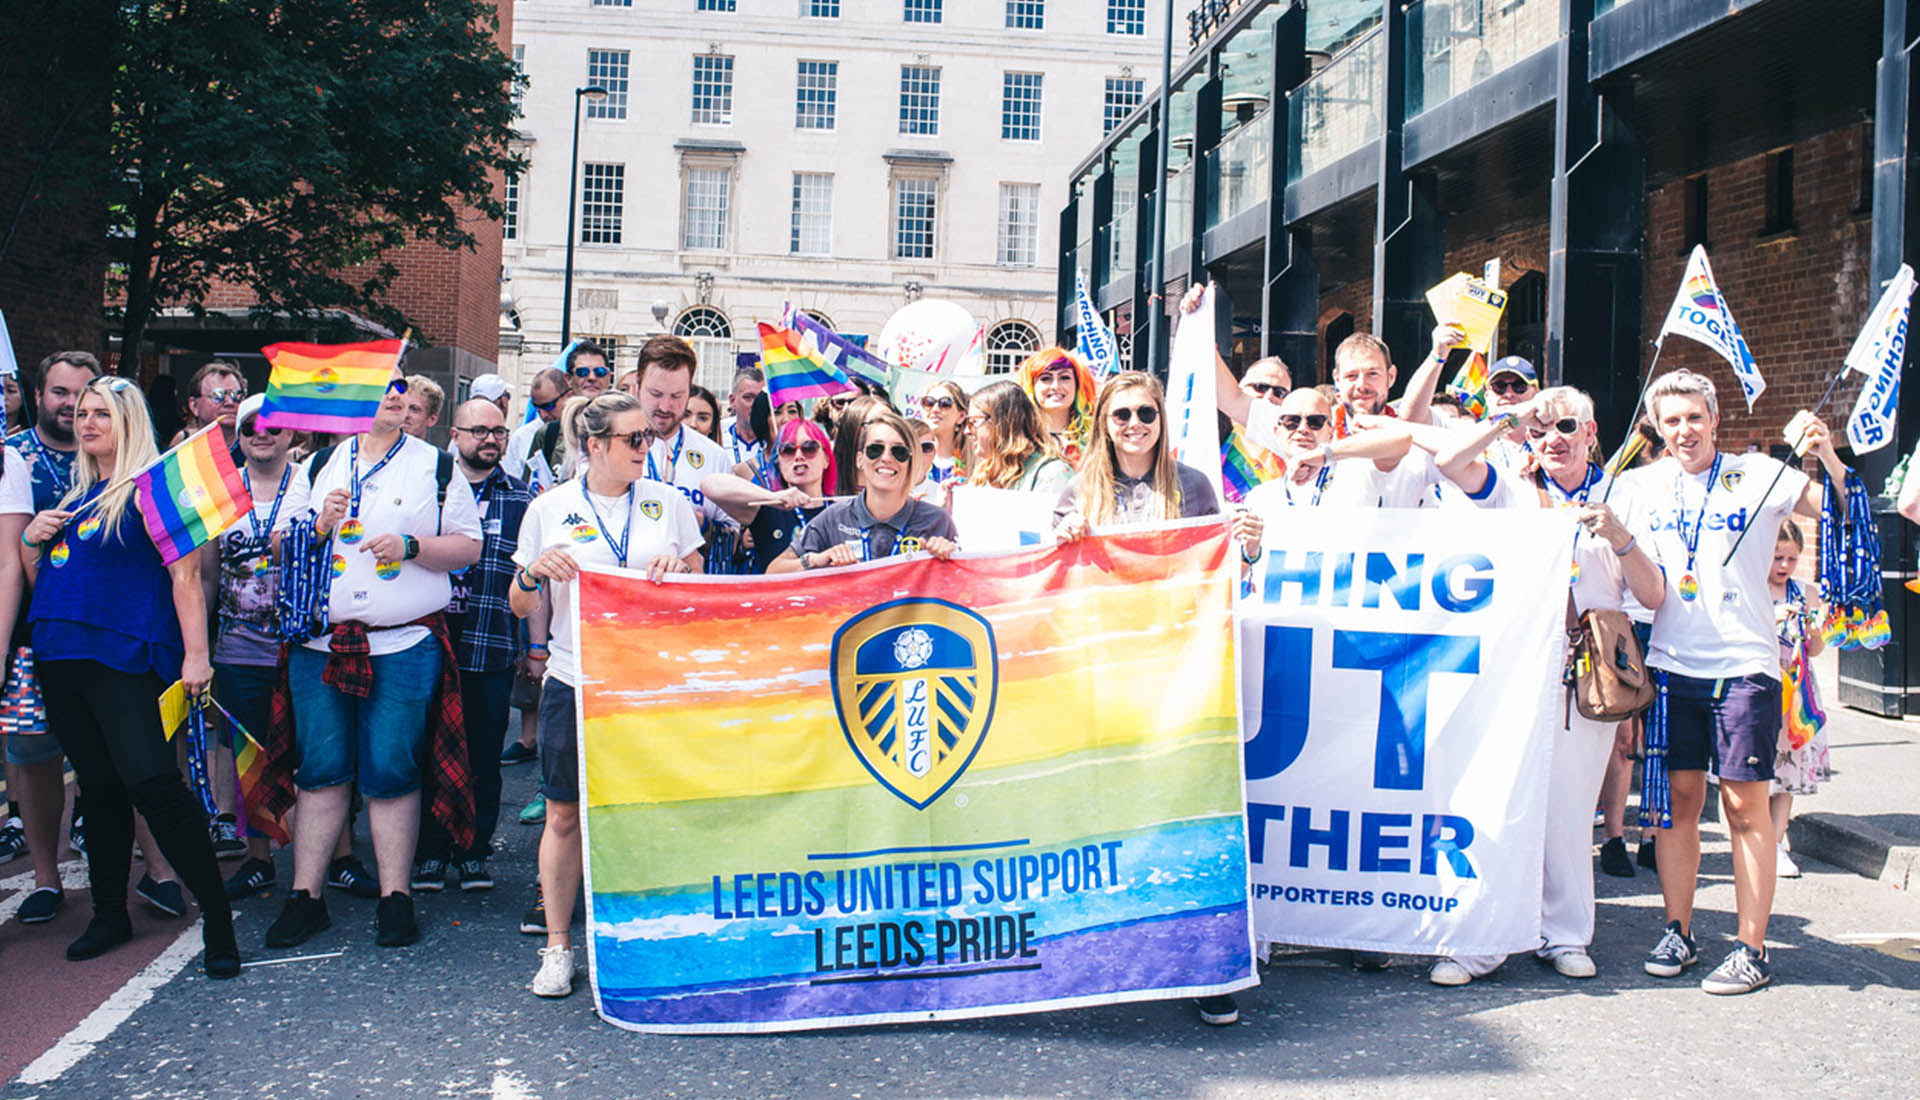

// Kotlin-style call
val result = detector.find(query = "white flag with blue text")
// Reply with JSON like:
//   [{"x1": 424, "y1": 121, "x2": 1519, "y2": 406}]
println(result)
[
  {"x1": 1843, "y1": 263, "x2": 1914, "y2": 454},
  {"x1": 1659, "y1": 246, "x2": 1765, "y2": 411},
  {"x1": 1166, "y1": 283, "x2": 1223, "y2": 503},
  {"x1": 1072, "y1": 269, "x2": 1119, "y2": 378}
]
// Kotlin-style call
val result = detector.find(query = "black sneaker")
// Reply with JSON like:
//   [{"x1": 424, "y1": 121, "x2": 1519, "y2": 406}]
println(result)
[
  {"x1": 1700, "y1": 942, "x2": 1772, "y2": 995},
  {"x1": 1599, "y1": 836, "x2": 1635, "y2": 878},
  {"x1": 224, "y1": 857, "x2": 277, "y2": 900},
  {"x1": 519, "y1": 886, "x2": 546, "y2": 935},
  {"x1": 0, "y1": 817, "x2": 27, "y2": 862},
  {"x1": 18, "y1": 885, "x2": 62, "y2": 923},
  {"x1": 137, "y1": 874, "x2": 187, "y2": 918},
  {"x1": 1643, "y1": 920, "x2": 1698, "y2": 977},
  {"x1": 265, "y1": 889, "x2": 331, "y2": 949},
  {"x1": 66, "y1": 914, "x2": 134, "y2": 961},
  {"x1": 500, "y1": 741, "x2": 537, "y2": 766},
  {"x1": 327, "y1": 855, "x2": 380, "y2": 899},
  {"x1": 410, "y1": 858, "x2": 448, "y2": 893},
  {"x1": 1196, "y1": 994, "x2": 1239, "y2": 1026},
  {"x1": 210, "y1": 814, "x2": 247, "y2": 861},
  {"x1": 375, "y1": 892, "x2": 419, "y2": 947},
  {"x1": 1637, "y1": 838, "x2": 1658, "y2": 871},
  {"x1": 455, "y1": 858, "x2": 494, "y2": 892}
]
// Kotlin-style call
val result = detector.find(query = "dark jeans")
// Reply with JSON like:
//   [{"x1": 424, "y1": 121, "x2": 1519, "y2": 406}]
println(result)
[
  {"x1": 39, "y1": 659, "x2": 233, "y2": 940},
  {"x1": 418, "y1": 665, "x2": 512, "y2": 861}
]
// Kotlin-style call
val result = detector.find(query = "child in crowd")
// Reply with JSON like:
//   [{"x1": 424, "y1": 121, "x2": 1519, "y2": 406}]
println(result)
[{"x1": 1769, "y1": 520, "x2": 1828, "y2": 879}]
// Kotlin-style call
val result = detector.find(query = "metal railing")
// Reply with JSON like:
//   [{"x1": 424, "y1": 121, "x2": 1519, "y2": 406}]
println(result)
[
  {"x1": 1407, "y1": 0, "x2": 1559, "y2": 117},
  {"x1": 1289, "y1": 26, "x2": 1383, "y2": 181},
  {"x1": 1206, "y1": 108, "x2": 1272, "y2": 228}
]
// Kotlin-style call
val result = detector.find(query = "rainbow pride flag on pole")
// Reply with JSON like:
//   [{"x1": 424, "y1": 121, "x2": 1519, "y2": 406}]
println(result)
[
  {"x1": 257, "y1": 337, "x2": 406, "y2": 433},
  {"x1": 1220, "y1": 427, "x2": 1284, "y2": 503},
  {"x1": 161, "y1": 685, "x2": 289, "y2": 843},
  {"x1": 132, "y1": 424, "x2": 253, "y2": 565},
  {"x1": 759, "y1": 322, "x2": 856, "y2": 407}
]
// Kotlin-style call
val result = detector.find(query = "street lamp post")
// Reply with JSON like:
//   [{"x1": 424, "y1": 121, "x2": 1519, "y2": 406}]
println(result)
[{"x1": 561, "y1": 84, "x2": 610, "y2": 345}]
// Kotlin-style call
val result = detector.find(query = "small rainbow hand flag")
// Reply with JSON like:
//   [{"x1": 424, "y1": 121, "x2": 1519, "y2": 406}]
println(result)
[
  {"x1": 258, "y1": 337, "x2": 405, "y2": 434},
  {"x1": 758, "y1": 322, "x2": 855, "y2": 407},
  {"x1": 132, "y1": 424, "x2": 253, "y2": 565},
  {"x1": 1446, "y1": 351, "x2": 1490, "y2": 420},
  {"x1": 1221, "y1": 428, "x2": 1284, "y2": 503}
]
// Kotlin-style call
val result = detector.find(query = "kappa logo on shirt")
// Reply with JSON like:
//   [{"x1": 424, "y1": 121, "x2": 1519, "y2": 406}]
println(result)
[{"x1": 563, "y1": 512, "x2": 585, "y2": 526}]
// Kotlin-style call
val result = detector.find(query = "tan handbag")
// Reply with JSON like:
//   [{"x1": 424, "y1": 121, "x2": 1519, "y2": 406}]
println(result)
[{"x1": 1566, "y1": 600, "x2": 1655, "y2": 722}]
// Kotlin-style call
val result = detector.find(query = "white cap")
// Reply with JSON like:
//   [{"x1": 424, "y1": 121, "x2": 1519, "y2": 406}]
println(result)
[
  {"x1": 237, "y1": 393, "x2": 267, "y2": 428},
  {"x1": 469, "y1": 373, "x2": 510, "y2": 402}
]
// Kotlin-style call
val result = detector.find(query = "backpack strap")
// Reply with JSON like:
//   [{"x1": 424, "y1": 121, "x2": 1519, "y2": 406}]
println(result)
[{"x1": 435, "y1": 449, "x2": 454, "y2": 535}]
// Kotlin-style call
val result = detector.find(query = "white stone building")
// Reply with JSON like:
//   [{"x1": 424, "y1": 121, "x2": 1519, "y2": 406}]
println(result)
[{"x1": 500, "y1": 0, "x2": 1168, "y2": 392}]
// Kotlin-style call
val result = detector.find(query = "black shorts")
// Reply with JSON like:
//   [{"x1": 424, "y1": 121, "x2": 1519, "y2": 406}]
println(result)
[
  {"x1": 1657, "y1": 671, "x2": 1779, "y2": 783},
  {"x1": 538, "y1": 678, "x2": 579, "y2": 803}
]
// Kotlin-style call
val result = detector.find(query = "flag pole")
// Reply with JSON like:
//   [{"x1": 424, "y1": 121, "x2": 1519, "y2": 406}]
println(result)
[
  {"x1": 1717, "y1": 364, "x2": 1853, "y2": 568},
  {"x1": 1598, "y1": 340, "x2": 1668, "y2": 503},
  {"x1": 64, "y1": 420, "x2": 231, "y2": 523}
]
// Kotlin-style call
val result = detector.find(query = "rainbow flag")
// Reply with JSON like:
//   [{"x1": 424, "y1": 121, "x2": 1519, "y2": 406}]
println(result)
[
  {"x1": 759, "y1": 322, "x2": 855, "y2": 407},
  {"x1": 161, "y1": 684, "x2": 289, "y2": 844},
  {"x1": 258, "y1": 338, "x2": 404, "y2": 433},
  {"x1": 1221, "y1": 427, "x2": 1284, "y2": 503},
  {"x1": 575, "y1": 523, "x2": 1253, "y2": 1032},
  {"x1": 132, "y1": 424, "x2": 253, "y2": 565},
  {"x1": 1446, "y1": 351, "x2": 1491, "y2": 419},
  {"x1": 1781, "y1": 648, "x2": 1827, "y2": 752}
]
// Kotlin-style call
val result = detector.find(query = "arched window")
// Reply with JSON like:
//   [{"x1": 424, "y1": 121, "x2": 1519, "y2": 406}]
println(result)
[
  {"x1": 985, "y1": 319, "x2": 1041, "y2": 375},
  {"x1": 673, "y1": 306, "x2": 736, "y2": 393},
  {"x1": 801, "y1": 308, "x2": 836, "y2": 331}
]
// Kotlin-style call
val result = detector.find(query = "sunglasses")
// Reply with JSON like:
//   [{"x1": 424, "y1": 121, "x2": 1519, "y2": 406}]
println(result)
[
  {"x1": 1278, "y1": 413, "x2": 1329, "y2": 431},
  {"x1": 778, "y1": 439, "x2": 823, "y2": 458},
  {"x1": 963, "y1": 413, "x2": 989, "y2": 429},
  {"x1": 95, "y1": 376, "x2": 138, "y2": 394},
  {"x1": 240, "y1": 423, "x2": 284, "y2": 438},
  {"x1": 919, "y1": 439, "x2": 937, "y2": 454},
  {"x1": 862, "y1": 442, "x2": 913, "y2": 463},
  {"x1": 1527, "y1": 417, "x2": 1584, "y2": 439},
  {"x1": 532, "y1": 397, "x2": 562, "y2": 413},
  {"x1": 1108, "y1": 405, "x2": 1160, "y2": 425},
  {"x1": 1245, "y1": 382, "x2": 1287, "y2": 398},
  {"x1": 829, "y1": 395, "x2": 856, "y2": 409},
  {"x1": 920, "y1": 395, "x2": 956, "y2": 411},
  {"x1": 387, "y1": 378, "x2": 410, "y2": 395},
  {"x1": 613, "y1": 429, "x2": 649, "y2": 451},
  {"x1": 455, "y1": 426, "x2": 510, "y2": 441},
  {"x1": 1489, "y1": 376, "x2": 1532, "y2": 396},
  {"x1": 207, "y1": 387, "x2": 247, "y2": 405},
  {"x1": 572, "y1": 366, "x2": 612, "y2": 379}
]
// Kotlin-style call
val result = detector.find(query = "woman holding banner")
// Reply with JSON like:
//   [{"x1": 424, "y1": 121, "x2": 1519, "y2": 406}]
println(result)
[
  {"x1": 965, "y1": 381, "x2": 1074, "y2": 496},
  {"x1": 1017, "y1": 349, "x2": 1098, "y2": 469},
  {"x1": 1405, "y1": 385, "x2": 1664, "y2": 986},
  {"x1": 769, "y1": 409, "x2": 959, "y2": 571},
  {"x1": 701, "y1": 417, "x2": 836, "y2": 573},
  {"x1": 21, "y1": 377, "x2": 239, "y2": 978},
  {"x1": 510, "y1": 392, "x2": 704, "y2": 998}
]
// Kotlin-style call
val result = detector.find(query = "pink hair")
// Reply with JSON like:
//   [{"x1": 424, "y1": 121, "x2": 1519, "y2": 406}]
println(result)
[{"x1": 771, "y1": 416, "x2": 836, "y2": 493}]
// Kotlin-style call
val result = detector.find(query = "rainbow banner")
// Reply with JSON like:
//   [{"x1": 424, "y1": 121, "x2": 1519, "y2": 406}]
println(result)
[
  {"x1": 132, "y1": 424, "x2": 253, "y2": 565},
  {"x1": 258, "y1": 338, "x2": 404, "y2": 433},
  {"x1": 758, "y1": 322, "x2": 856, "y2": 407},
  {"x1": 1221, "y1": 427, "x2": 1285, "y2": 503},
  {"x1": 575, "y1": 522, "x2": 1255, "y2": 1033}
]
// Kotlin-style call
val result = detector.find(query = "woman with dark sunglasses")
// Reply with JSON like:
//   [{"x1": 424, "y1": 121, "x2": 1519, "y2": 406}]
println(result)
[
  {"x1": 1017, "y1": 348, "x2": 1098, "y2": 469},
  {"x1": 916, "y1": 380, "x2": 968, "y2": 486},
  {"x1": 700, "y1": 417, "x2": 837, "y2": 573},
  {"x1": 769, "y1": 409, "x2": 957, "y2": 572}
]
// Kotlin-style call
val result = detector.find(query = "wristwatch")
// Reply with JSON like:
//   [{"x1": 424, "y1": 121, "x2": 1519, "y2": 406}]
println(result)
[{"x1": 402, "y1": 534, "x2": 420, "y2": 561}]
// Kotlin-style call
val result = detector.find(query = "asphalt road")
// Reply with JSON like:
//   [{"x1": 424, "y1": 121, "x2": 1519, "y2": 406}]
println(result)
[{"x1": 4, "y1": 762, "x2": 1916, "y2": 1100}]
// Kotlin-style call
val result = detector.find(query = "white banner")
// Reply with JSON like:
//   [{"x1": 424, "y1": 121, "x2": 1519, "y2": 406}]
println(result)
[
  {"x1": 948, "y1": 485, "x2": 1055, "y2": 552},
  {"x1": 1237, "y1": 507, "x2": 1573, "y2": 956},
  {"x1": 1844, "y1": 263, "x2": 1914, "y2": 454},
  {"x1": 1167, "y1": 284, "x2": 1223, "y2": 503}
]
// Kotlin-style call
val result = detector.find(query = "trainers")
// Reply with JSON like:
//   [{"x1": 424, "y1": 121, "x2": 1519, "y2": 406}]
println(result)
[
  {"x1": 500, "y1": 741, "x2": 538, "y2": 767},
  {"x1": 519, "y1": 793, "x2": 547, "y2": 826},
  {"x1": 1637, "y1": 838, "x2": 1658, "y2": 871},
  {"x1": 1350, "y1": 950, "x2": 1391, "y2": 971},
  {"x1": 1776, "y1": 845, "x2": 1802, "y2": 879},
  {"x1": 520, "y1": 887, "x2": 547, "y2": 935},
  {"x1": 0, "y1": 817, "x2": 27, "y2": 862},
  {"x1": 1194, "y1": 993, "x2": 1238, "y2": 1025},
  {"x1": 410, "y1": 858, "x2": 448, "y2": 893},
  {"x1": 68, "y1": 815, "x2": 86, "y2": 858},
  {"x1": 531, "y1": 945, "x2": 575, "y2": 998},
  {"x1": 224, "y1": 857, "x2": 277, "y2": 900},
  {"x1": 18, "y1": 886, "x2": 63, "y2": 923},
  {"x1": 1599, "y1": 836, "x2": 1635, "y2": 878},
  {"x1": 265, "y1": 889, "x2": 331, "y2": 949},
  {"x1": 1643, "y1": 920, "x2": 1698, "y2": 977},
  {"x1": 210, "y1": 814, "x2": 246, "y2": 861},
  {"x1": 137, "y1": 875, "x2": 187, "y2": 918},
  {"x1": 1428, "y1": 959, "x2": 1473, "y2": 986},
  {"x1": 456, "y1": 858, "x2": 494, "y2": 892},
  {"x1": 1700, "y1": 942, "x2": 1772, "y2": 995},
  {"x1": 375, "y1": 892, "x2": 419, "y2": 947},
  {"x1": 327, "y1": 855, "x2": 380, "y2": 899},
  {"x1": 1547, "y1": 949, "x2": 1597, "y2": 979}
]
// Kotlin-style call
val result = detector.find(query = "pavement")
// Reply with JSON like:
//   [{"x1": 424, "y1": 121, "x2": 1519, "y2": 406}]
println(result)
[{"x1": 1784, "y1": 649, "x2": 1920, "y2": 890}]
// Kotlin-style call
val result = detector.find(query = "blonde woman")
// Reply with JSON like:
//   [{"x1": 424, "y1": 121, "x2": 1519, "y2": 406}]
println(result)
[
  {"x1": 21, "y1": 377, "x2": 238, "y2": 978},
  {"x1": 1053, "y1": 371, "x2": 1252, "y2": 537}
]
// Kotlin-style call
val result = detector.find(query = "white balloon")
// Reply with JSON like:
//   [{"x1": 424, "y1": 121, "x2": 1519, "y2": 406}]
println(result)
[{"x1": 877, "y1": 300, "x2": 984, "y2": 377}]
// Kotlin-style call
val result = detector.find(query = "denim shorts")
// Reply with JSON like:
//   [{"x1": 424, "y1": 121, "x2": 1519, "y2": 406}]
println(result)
[
  {"x1": 1660, "y1": 671, "x2": 1780, "y2": 783},
  {"x1": 289, "y1": 638, "x2": 440, "y2": 798},
  {"x1": 538, "y1": 678, "x2": 579, "y2": 804}
]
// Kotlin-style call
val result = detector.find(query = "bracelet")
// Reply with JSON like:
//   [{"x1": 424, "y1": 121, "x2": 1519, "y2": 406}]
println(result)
[
  {"x1": 526, "y1": 643, "x2": 549, "y2": 657},
  {"x1": 20, "y1": 532, "x2": 36, "y2": 549},
  {"x1": 515, "y1": 568, "x2": 542, "y2": 592},
  {"x1": 1241, "y1": 543, "x2": 1261, "y2": 565},
  {"x1": 1611, "y1": 534, "x2": 1638, "y2": 557}
]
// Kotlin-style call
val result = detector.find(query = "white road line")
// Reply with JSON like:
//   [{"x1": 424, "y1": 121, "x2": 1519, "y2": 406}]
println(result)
[
  {"x1": 242, "y1": 950, "x2": 344, "y2": 968},
  {"x1": 14, "y1": 921, "x2": 205, "y2": 1086},
  {"x1": 491, "y1": 1070, "x2": 539, "y2": 1100},
  {"x1": 1832, "y1": 932, "x2": 1920, "y2": 941}
]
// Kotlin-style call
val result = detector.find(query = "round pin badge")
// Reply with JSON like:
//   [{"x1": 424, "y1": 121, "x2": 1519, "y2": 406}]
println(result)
[
  {"x1": 337, "y1": 518, "x2": 366, "y2": 545},
  {"x1": 374, "y1": 559, "x2": 403, "y2": 580},
  {"x1": 1678, "y1": 572, "x2": 1700, "y2": 602},
  {"x1": 48, "y1": 542, "x2": 69, "y2": 567}
]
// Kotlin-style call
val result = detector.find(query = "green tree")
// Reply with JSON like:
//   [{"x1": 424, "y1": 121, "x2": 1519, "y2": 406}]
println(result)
[{"x1": 105, "y1": 0, "x2": 524, "y2": 359}]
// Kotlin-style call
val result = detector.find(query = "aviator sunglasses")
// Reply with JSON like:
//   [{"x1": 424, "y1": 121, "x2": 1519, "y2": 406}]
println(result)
[
  {"x1": 862, "y1": 442, "x2": 913, "y2": 463},
  {"x1": 1278, "y1": 413, "x2": 1329, "y2": 432},
  {"x1": 1108, "y1": 405, "x2": 1160, "y2": 425}
]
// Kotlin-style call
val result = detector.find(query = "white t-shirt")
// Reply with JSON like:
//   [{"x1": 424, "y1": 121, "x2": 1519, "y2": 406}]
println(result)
[
  {"x1": 503, "y1": 418, "x2": 541, "y2": 480},
  {"x1": 0, "y1": 449, "x2": 33, "y2": 516},
  {"x1": 719, "y1": 418, "x2": 763, "y2": 468},
  {"x1": 512, "y1": 476, "x2": 702, "y2": 686},
  {"x1": 1462, "y1": 463, "x2": 1627, "y2": 614},
  {"x1": 647, "y1": 426, "x2": 731, "y2": 528},
  {"x1": 1242, "y1": 460, "x2": 1384, "y2": 511},
  {"x1": 1619, "y1": 451, "x2": 1808, "y2": 680},
  {"x1": 301, "y1": 434, "x2": 485, "y2": 656}
]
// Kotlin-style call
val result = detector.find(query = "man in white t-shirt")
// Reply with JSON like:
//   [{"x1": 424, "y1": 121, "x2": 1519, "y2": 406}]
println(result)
[
  {"x1": 1615, "y1": 368, "x2": 1848, "y2": 995},
  {"x1": 633, "y1": 335, "x2": 731, "y2": 530},
  {"x1": 504, "y1": 368, "x2": 570, "y2": 486},
  {"x1": 1239, "y1": 388, "x2": 1411, "y2": 512},
  {"x1": 265, "y1": 366, "x2": 483, "y2": 953},
  {"x1": 718, "y1": 366, "x2": 765, "y2": 468}
]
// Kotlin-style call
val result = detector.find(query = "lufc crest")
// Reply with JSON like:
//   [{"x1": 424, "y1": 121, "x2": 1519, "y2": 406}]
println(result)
[{"x1": 830, "y1": 598, "x2": 997, "y2": 810}]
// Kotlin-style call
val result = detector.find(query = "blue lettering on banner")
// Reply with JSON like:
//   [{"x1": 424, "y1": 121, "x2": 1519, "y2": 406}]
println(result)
[
  {"x1": 1245, "y1": 803, "x2": 1477, "y2": 878},
  {"x1": 1261, "y1": 550, "x2": 1495, "y2": 612},
  {"x1": 1335, "y1": 631, "x2": 1480, "y2": 790}
]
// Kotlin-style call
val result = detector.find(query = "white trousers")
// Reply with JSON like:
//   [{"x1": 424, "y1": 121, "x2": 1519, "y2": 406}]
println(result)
[{"x1": 1452, "y1": 705, "x2": 1617, "y2": 977}]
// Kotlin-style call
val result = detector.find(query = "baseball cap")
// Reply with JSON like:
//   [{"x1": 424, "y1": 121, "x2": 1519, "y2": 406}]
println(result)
[
  {"x1": 469, "y1": 373, "x2": 510, "y2": 402},
  {"x1": 1488, "y1": 356, "x2": 1537, "y2": 384},
  {"x1": 237, "y1": 393, "x2": 267, "y2": 429}
]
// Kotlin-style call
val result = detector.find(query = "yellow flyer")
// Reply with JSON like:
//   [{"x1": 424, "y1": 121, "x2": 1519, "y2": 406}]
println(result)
[{"x1": 1425, "y1": 272, "x2": 1509, "y2": 355}]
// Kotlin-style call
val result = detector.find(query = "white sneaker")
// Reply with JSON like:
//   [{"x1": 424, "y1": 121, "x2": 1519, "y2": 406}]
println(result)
[
  {"x1": 1548, "y1": 950, "x2": 1597, "y2": 979},
  {"x1": 531, "y1": 945, "x2": 574, "y2": 998},
  {"x1": 1776, "y1": 845, "x2": 1801, "y2": 879},
  {"x1": 1428, "y1": 959, "x2": 1473, "y2": 986}
]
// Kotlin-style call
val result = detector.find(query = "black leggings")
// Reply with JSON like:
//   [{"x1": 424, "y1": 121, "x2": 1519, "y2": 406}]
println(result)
[{"x1": 39, "y1": 659, "x2": 232, "y2": 938}]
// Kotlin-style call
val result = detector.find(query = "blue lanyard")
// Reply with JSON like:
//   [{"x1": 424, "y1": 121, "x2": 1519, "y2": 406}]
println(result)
[
  {"x1": 242, "y1": 465, "x2": 291, "y2": 542},
  {"x1": 859, "y1": 524, "x2": 901, "y2": 562},
  {"x1": 754, "y1": 450, "x2": 776, "y2": 490},
  {"x1": 728, "y1": 424, "x2": 757, "y2": 466},
  {"x1": 1285, "y1": 465, "x2": 1330, "y2": 507},
  {"x1": 647, "y1": 428, "x2": 685, "y2": 484},
  {"x1": 1674, "y1": 453, "x2": 1725, "y2": 575},
  {"x1": 349, "y1": 436, "x2": 405, "y2": 519},
  {"x1": 26, "y1": 429, "x2": 70, "y2": 496},
  {"x1": 1543, "y1": 463, "x2": 1602, "y2": 505},
  {"x1": 581, "y1": 481, "x2": 635, "y2": 566}
]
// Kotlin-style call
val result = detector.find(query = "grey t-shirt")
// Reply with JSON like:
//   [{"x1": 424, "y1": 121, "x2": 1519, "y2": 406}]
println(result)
[
  {"x1": 1053, "y1": 461, "x2": 1221, "y2": 525},
  {"x1": 792, "y1": 494, "x2": 959, "y2": 563}
]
